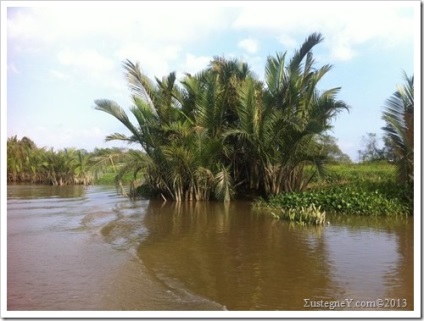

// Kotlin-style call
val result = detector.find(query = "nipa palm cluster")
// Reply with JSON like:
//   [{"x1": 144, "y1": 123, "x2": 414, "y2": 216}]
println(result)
[{"x1": 95, "y1": 33, "x2": 349, "y2": 201}]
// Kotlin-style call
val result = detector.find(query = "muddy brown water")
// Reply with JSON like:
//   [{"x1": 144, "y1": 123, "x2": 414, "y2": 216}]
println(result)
[{"x1": 7, "y1": 184, "x2": 413, "y2": 311}]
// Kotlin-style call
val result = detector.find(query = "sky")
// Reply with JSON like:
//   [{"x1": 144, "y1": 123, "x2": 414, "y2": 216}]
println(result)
[{"x1": 2, "y1": 1, "x2": 420, "y2": 162}]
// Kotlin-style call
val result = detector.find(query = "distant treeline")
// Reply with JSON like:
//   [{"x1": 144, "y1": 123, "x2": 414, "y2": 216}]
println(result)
[{"x1": 6, "y1": 136, "x2": 131, "y2": 186}]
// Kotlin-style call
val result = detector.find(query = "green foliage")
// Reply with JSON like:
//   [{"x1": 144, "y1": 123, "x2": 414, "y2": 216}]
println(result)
[
  {"x1": 315, "y1": 134, "x2": 352, "y2": 163},
  {"x1": 94, "y1": 171, "x2": 134, "y2": 185},
  {"x1": 214, "y1": 165, "x2": 234, "y2": 202},
  {"x1": 6, "y1": 136, "x2": 139, "y2": 187},
  {"x1": 266, "y1": 204, "x2": 327, "y2": 226},
  {"x1": 355, "y1": 73, "x2": 414, "y2": 208},
  {"x1": 316, "y1": 162, "x2": 396, "y2": 184},
  {"x1": 7, "y1": 136, "x2": 94, "y2": 185},
  {"x1": 382, "y1": 72, "x2": 414, "y2": 188},
  {"x1": 256, "y1": 163, "x2": 411, "y2": 217},
  {"x1": 96, "y1": 32, "x2": 349, "y2": 201},
  {"x1": 357, "y1": 133, "x2": 387, "y2": 162},
  {"x1": 263, "y1": 187, "x2": 408, "y2": 216}
]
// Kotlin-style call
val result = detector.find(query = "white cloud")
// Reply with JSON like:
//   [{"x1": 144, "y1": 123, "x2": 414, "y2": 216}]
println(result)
[
  {"x1": 6, "y1": 3, "x2": 230, "y2": 82},
  {"x1": 278, "y1": 34, "x2": 297, "y2": 51},
  {"x1": 7, "y1": 5, "x2": 232, "y2": 52},
  {"x1": 233, "y1": 2, "x2": 415, "y2": 61},
  {"x1": 330, "y1": 43, "x2": 356, "y2": 61},
  {"x1": 55, "y1": 48, "x2": 123, "y2": 92},
  {"x1": 7, "y1": 3, "x2": 414, "y2": 66},
  {"x1": 57, "y1": 48, "x2": 114, "y2": 74},
  {"x1": 238, "y1": 38, "x2": 258, "y2": 54},
  {"x1": 7, "y1": 5, "x2": 231, "y2": 93},
  {"x1": 181, "y1": 54, "x2": 212, "y2": 76},
  {"x1": 115, "y1": 43, "x2": 181, "y2": 78}
]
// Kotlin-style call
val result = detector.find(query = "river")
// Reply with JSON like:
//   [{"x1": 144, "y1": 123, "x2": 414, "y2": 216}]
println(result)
[{"x1": 6, "y1": 184, "x2": 414, "y2": 314}]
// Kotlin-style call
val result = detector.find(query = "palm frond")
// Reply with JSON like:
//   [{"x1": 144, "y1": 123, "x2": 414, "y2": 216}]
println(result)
[
  {"x1": 289, "y1": 32, "x2": 324, "y2": 73},
  {"x1": 94, "y1": 99, "x2": 143, "y2": 145},
  {"x1": 122, "y1": 59, "x2": 157, "y2": 114},
  {"x1": 382, "y1": 72, "x2": 414, "y2": 185},
  {"x1": 264, "y1": 52, "x2": 287, "y2": 98},
  {"x1": 214, "y1": 165, "x2": 234, "y2": 202}
]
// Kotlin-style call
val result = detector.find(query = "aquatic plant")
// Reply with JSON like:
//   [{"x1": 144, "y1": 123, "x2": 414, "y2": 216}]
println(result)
[
  {"x1": 258, "y1": 186, "x2": 409, "y2": 217},
  {"x1": 269, "y1": 204, "x2": 326, "y2": 226}
]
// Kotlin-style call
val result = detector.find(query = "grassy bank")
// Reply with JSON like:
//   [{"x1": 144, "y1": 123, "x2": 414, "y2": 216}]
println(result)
[
  {"x1": 94, "y1": 171, "x2": 135, "y2": 185},
  {"x1": 256, "y1": 162, "x2": 412, "y2": 222}
]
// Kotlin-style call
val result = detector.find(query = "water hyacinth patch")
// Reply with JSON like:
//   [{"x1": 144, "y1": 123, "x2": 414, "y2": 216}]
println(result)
[
  {"x1": 258, "y1": 186, "x2": 409, "y2": 217},
  {"x1": 268, "y1": 204, "x2": 327, "y2": 226}
]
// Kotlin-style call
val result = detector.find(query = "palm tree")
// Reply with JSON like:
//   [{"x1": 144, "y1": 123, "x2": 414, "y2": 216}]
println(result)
[
  {"x1": 7, "y1": 136, "x2": 41, "y2": 183},
  {"x1": 226, "y1": 33, "x2": 349, "y2": 195},
  {"x1": 95, "y1": 33, "x2": 349, "y2": 201},
  {"x1": 7, "y1": 136, "x2": 23, "y2": 182},
  {"x1": 178, "y1": 57, "x2": 255, "y2": 200},
  {"x1": 74, "y1": 149, "x2": 93, "y2": 185},
  {"x1": 382, "y1": 72, "x2": 414, "y2": 187},
  {"x1": 96, "y1": 61, "x2": 199, "y2": 200}
]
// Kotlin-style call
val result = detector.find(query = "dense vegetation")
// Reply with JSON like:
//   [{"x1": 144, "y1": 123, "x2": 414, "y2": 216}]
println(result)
[
  {"x1": 257, "y1": 71, "x2": 414, "y2": 220},
  {"x1": 381, "y1": 72, "x2": 414, "y2": 190},
  {"x1": 7, "y1": 136, "x2": 93, "y2": 185},
  {"x1": 95, "y1": 33, "x2": 349, "y2": 201},
  {"x1": 257, "y1": 162, "x2": 411, "y2": 220},
  {"x1": 6, "y1": 137, "x2": 131, "y2": 186},
  {"x1": 7, "y1": 32, "x2": 413, "y2": 219}
]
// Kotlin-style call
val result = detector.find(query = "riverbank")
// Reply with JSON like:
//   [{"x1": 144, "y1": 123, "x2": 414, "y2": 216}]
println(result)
[
  {"x1": 255, "y1": 162, "x2": 412, "y2": 221},
  {"x1": 7, "y1": 159, "x2": 413, "y2": 219}
]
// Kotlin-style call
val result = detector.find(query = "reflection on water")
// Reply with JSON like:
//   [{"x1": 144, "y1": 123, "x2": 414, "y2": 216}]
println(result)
[
  {"x1": 138, "y1": 202, "x2": 413, "y2": 310},
  {"x1": 139, "y1": 202, "x2": 331, "y2": 310},
  {"x1": 7, "y1": 184, "x2": 87, "y2": 199},
  {"x1": 7, "y1": 185, "x2": 413, "y2": 311}
]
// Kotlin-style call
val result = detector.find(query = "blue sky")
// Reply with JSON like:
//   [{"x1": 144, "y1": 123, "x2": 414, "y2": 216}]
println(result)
[{"x1": 2, "y1": 1, "x2": 420, "y2": 161}]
